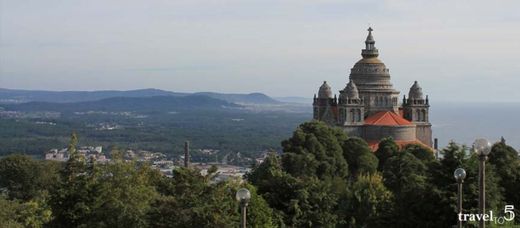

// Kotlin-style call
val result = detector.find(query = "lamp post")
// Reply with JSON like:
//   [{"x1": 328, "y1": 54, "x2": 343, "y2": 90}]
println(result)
[
  {"x1": 454, "y1": 168, "x2": 466, "y2": 228},
  {"x1": 236, "y1": 188, "x2": 251, "y2": 228},
  {"x1": 473, "y1": 138, "x2": 492, "y2": 228}
]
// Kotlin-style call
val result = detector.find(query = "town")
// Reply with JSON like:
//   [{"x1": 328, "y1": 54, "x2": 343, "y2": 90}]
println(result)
[{"x1": 43, "y1": 142, "x2": 267, "y2": 180}]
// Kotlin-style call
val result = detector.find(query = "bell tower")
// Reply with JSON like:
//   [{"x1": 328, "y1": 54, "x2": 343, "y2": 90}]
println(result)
[
  {"x1": 313, "y1": 81, "x2": 337, "y2": 125},
  {"x1": 403, "y1": 81, "x2": 432, "y2": 146},
  {"x1": 338, "y1": 80, "x2": 364, "y2": 137}
]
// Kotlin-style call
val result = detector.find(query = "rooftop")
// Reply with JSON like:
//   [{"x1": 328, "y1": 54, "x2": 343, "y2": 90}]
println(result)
[{"x1": 364, "y1": 111, "x2": 412, "y2": 126}]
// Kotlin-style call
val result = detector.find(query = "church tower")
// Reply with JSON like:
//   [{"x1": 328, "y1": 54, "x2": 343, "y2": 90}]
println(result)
[
  {"x1": 403, "y1": 81, "x2": 432, "y2": 146},
  {"x1": 313, "y1": 81, "x2": 337, "y2": 125},
  {"x1": 338, "y1": 80, "x2": 364, "y2": 135}
]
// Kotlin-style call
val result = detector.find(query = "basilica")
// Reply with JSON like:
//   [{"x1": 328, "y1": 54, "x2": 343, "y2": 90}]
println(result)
[{"x1": 312, "y1": 27, "x2": 432, "y2": 150}]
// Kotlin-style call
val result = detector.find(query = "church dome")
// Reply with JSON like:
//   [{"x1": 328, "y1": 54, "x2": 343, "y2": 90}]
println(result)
[
  {"x1": 349, "y1": 27, "x2": 396, "y2": 92},
  {"x1": 340, "y1": 79, "x2": 359, "y2": 100},
  {"x1": 318, "y1": 81, "x2": 333, "y2": 98},
  {"x1": 408, "y1": 81, "x2": 424, "y2": 99}
]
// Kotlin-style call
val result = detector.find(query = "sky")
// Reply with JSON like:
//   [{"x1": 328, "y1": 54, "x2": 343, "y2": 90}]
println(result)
[{"x1": 1, "y1": 0, "x2": 519, "y2": 102}]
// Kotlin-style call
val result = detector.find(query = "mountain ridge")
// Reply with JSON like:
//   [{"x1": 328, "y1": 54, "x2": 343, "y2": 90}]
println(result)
[
  {"x1": 0, "y1": 88, "x2": 282, "y2": 105},
  {"x1": 3, "y1": 95, "x2": 241, "y2": 113}
]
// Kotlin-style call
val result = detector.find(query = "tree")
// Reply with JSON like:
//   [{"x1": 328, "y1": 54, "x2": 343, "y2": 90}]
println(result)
[
  {"x1": 488, "y1": 141, "x2": 520, "y2": 211},
  {"x1": 49, "y1": 132, "x2": 92, "y2": 227},
  {"x1": 425, "y1": 141, "x2": 505, "y2": 227},
  {"x1": 50, "y1": 134, "x2": 159, "y2": 227},
  {"x1": 345, "y1": 173, "x2": 393, "y2": 227},
  {"x1": 237, "y1": 184, "x2": 276, "y2": 228},
  {"x1": 382, "y1": 151, "x2": 428, "y2": 227},
  {"x1": 86, "y1": 154, "x2": 158, "y2": 227},
  {"x1": 149, "y1": 167, "x2": 275, "y2": 228},
  {"x1": 342, "y1": 137, "x2": 378, "y2": 178},
  {"x1": 0, "y1": 196, "x2": 24, "y2": 228},
  {"x1": 421, "y1": 142, "x2": 466, "y2": 227},
  {"x1": 148, "y1": 167, "x2": 237, "y2": 227},
  {"x1": 403, "y1": 143, "x2": 435, "y2": 162},
  {"x1": 248, "y1": 153, "x2": 343, "y2": 227},
  {"x1": 0, "y1": 194, "x2": 52, "y2": 228},
  {"x1": 281, "y1": 121, "x2": 349, "y2": 179},
  {"x1": 0, "y1": 155, "x2": 60, "y2": 200},
  {"x1": 374, "y1": 137, "x2": 399, "y2": 171}
]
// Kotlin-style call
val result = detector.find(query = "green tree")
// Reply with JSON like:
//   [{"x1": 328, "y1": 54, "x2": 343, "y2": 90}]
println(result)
[
  {"x1": 49, "y1": 132, "x2": 92, "y2": 227},
  {"x1": 463, "y1": 153, "x2": 504, "y2": 217},
  {"x1": 149, "y1": 167, "x2": 275, "y2": 228},
  {"x1": 281, "y1": 121, "x2": 349, "y2": 179},
  {"x1": 382, "y1": 151, "x2": 428, "y2": 227},
  {"x1": 422, "y1": 142, "x2": 465, "y2": 227},
  {"x1": 341, "y1": 137, "x2": 378, "y2": 178},
  {"x1": 0, "y1": 155, "x2": 60, "y2": 200},
  {"x1": 488, "y1": 141, "x2": 520, "y2": 213},
  {"x1": 237, "y1": 184, "x2": 277, "y2": 228},
  {"x1": 374, "y1": 137, "x2": 399, "y2": 171},
  {"x1": 403, "y1": 143, "x2": 435, "y2": 162},
  {"x1": 0, "y1": 196, "x2": 24, "y2": 228},
  {"x1": 426, "y1": 142, "x2": 505, "y2": 227},
  {"x1": 86, "y1": 153, "x2": 158, "y2": 227},
  {"x1": 248, "y1": 153, "x2": 343, "y2": 227},
  {"x1": 345, "y1": 173, "x2": 393, "y2": 227},
  {"x1": 50, "y1": 134, "x2": 159, "y2": 228},
  {"x1": 0, "y1": 194, "x2": 52, "y2": 228},
  {"x1": 148, "y1": 167, "x2": 236, "y2": 227}
]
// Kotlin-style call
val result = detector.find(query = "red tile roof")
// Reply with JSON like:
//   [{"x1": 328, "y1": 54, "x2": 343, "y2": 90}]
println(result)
[{"x1": 364, "y1": 111, "x2": 412, "y2": 126}]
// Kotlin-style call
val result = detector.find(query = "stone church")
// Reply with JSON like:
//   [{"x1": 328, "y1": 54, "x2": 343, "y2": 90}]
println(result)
[{"x1": 313, "y1": 27, "x2": 432, "y2": 150}]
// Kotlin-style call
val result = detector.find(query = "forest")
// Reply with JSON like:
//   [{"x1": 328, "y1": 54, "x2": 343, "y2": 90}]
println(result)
[
  {"x1": 0, "y1": 105, "x2": 310, "y2": 162},
  {"x1": 1, "y1": 121, "x2": 519, "y2": 227}
]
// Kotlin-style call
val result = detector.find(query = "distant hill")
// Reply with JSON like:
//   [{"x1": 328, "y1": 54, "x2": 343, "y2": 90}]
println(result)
[
  {"x1": 194, "y1": 92, "x2": 280, "y2": 104},
  {"x1": 274, "y1": 96, "x2": 312, "y2": 104},
  {"x1": 0, "y1": 88, "x2": 281, "y2": 105},
  {"x1": 0, "y1": 88, "x2": 187, "y2": 104},
  {"x1": 3, "y1": 95, "x2": 241, "y2": 113}
]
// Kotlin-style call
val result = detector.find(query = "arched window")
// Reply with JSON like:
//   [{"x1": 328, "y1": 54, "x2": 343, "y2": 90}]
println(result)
[
  {"x1": 416, "y1": 110, "x2": 421, "y2": 121},
  {"x1": 356, "y1": 109, "x2": 362, "y2": 122}
]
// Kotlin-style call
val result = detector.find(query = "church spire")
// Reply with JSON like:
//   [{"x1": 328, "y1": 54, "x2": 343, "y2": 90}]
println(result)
[{"x1": 361, "y1": 27, "x2": 379, "y2": 58}]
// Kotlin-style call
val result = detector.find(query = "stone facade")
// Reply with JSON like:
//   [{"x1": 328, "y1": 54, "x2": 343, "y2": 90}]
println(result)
[{"x1": 312, "y1": 27, "x2": 433, "y2": 148}]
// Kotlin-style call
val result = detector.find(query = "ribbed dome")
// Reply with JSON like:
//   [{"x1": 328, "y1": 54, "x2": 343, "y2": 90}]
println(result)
[
  {"x1": 349, "y1": 27, "x2": 396, "y2": 93},
  {"x1": 318, "y1": 81, "x2": 333, "y2": 98},
  {"x1": 408, "y1": 81, "x2": 424, "y2": 99}
]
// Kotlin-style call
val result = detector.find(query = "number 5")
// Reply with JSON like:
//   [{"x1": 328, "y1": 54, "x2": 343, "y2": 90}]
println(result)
[{"x1": 504, "y1": 205, "x2": 515, "y2": 221}]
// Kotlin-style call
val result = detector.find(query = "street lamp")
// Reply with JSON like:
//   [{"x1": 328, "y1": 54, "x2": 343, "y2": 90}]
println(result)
[
  {"x1": 236, "y1": 188, "x2": 251, "y2": 228},
  {"x1": 454, "y1": 168, "x2": 466, "y2": 228},
  {"x1": 473, "y1": 138, "x2": 492, "y2": 228}
]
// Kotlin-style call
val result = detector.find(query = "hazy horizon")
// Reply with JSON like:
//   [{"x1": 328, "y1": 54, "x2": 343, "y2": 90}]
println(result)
[{"x1": 2, "y1": 0, "x2": 520, "y2": 102}]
